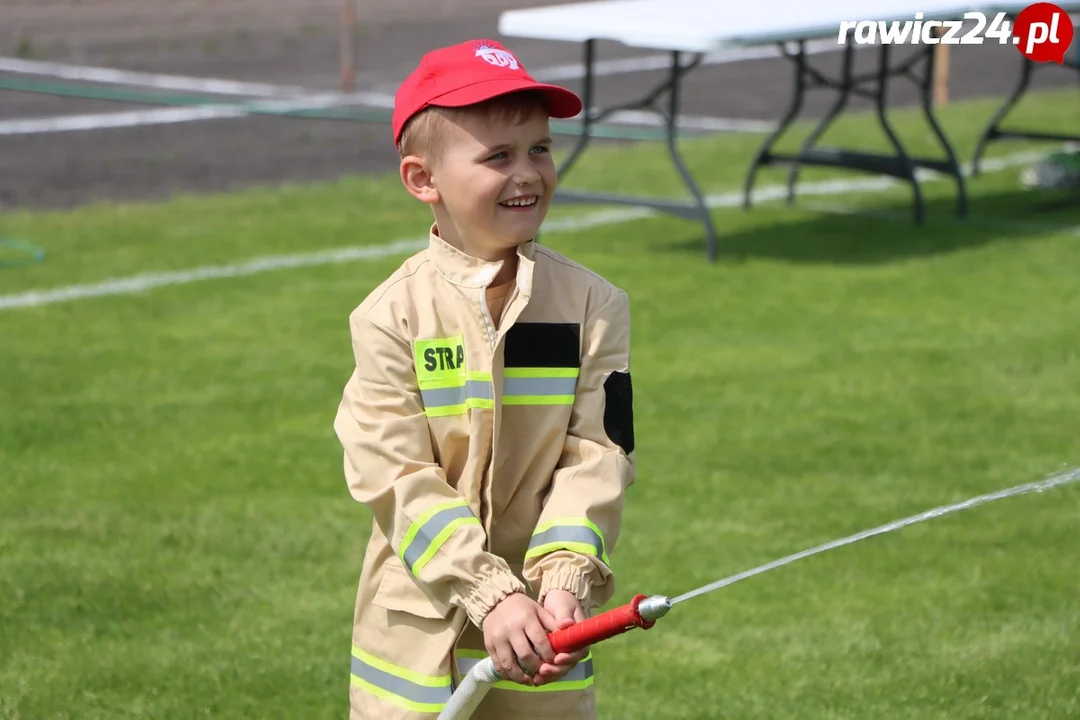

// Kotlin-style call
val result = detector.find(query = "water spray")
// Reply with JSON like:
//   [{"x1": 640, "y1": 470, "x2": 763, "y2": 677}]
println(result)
[{"x1": 437, "y1": 467, "x2": 1080, "y2": 720}]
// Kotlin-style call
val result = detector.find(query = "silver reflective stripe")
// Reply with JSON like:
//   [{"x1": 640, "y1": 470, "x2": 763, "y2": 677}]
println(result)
[
  {"x1": 528, "y1": 525, "x2": 604, "y2": 556},
  {"x1": 503, "y1": 376, "x2": 577, "y2": 397},
  {"x1": 350, "y1": 655, "x2": 452, "y2": 706},
  {"x1": 457, "y1": 656, "x2": 594, "y2": 685},
  {"x1": 402, "y1": 504, "x2": 476, "y2": 572},
  {"x1": 420, "y1": 380, "x2": 492, "y2": 408}
]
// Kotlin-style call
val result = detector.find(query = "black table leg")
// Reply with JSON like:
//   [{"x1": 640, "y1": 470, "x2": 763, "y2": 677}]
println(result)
[
  {"x1": 744, "y1": 40, "x2": 809, "y2": 210},
  {"x1": 874, "y1": 43, "x2": 923, "y2": 222},
  {"x1": 743, "y1": 35, "x2": 966, "y2": 224},
  {"x1": 971, "y1": 21, "x2": 1080, "y2": 175},
  {"x1": 550, "y1": 43, "x2": 719, "y2": 259},
  {"x1": 555, "y1": 39, "x2": 596, "y2": 180},
  {"x1": 785, "y1": 42, "x2": 856, "y2": 205},
  {"x1": 663, "y1": 50, "x2": 719, "y2": 262},
  {"x1": 917, "y1": 41, "x2": 966, "y2": 216}
]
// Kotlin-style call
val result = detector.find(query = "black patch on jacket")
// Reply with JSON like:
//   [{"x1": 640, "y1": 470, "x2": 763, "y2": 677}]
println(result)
[
  {"x1": 504, "y1": 323, "x2": 581, "y2": 368},
  {"x1": 603, "y1": 371, "x2": 634, "y2": 455}
]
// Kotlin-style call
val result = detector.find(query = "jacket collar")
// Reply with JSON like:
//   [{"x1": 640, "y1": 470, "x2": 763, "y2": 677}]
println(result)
[{"x1": 428, "y1": 223, "x2": 536, "y2": 298}]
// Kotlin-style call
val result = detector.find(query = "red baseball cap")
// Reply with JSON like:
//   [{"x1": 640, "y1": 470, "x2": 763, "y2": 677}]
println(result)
[{"x1": 392, "y1": 39, "x2": 583, "y2": 147}]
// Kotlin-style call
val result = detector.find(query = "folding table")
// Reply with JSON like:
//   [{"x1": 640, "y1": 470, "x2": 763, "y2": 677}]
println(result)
[{"x1": 499, "y1": 0, "x2": 979, "y2": 260}]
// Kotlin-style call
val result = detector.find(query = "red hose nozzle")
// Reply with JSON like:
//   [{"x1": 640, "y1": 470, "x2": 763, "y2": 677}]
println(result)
[{"x1": 547, "y1": 594, "x2": 671, "y2": 655}]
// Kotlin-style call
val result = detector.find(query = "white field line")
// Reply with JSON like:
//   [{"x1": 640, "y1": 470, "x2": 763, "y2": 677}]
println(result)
[
  {"x1": 1, "y1": 106, "x2": 251, "y2": 134},
  {"x1": 0, "y1": 73, "x2": 769, "y2": 136},
  {"x1": 0, "y1": 38, "x2": 839, "y2": 99},
  {"x1": 0, "y1": 57, "x2": 310, "y2": 97},
  {"x1": 603, "y1": 109, "x2": 776, "y2": 133},
  {"x1": 0, "y1": 41, "x2": 824, "y2": 136},
  {"x1": 0, "y1": 77, "x2": 768, "y2": 136},
  {"x1": 0, "y1": 103, "x2": 773, "y2": 136},
  {"x1": 306, "y1": 90, "x2": 776, "y2": 133},
  {"x1": 0, "y1": 149, "x2": 1046, "y2": 312},
  {"x1": 0, "y1": 93, "x2": 373, "y2": 136},
  {"x1": 801, "y1": 199, "x2": 1080, "y2": 235}
]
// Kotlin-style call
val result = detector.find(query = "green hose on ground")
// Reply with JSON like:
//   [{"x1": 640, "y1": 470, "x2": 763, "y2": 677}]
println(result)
[{"x1": 0, "y1": 238, "x2": 46, "y2": 268}]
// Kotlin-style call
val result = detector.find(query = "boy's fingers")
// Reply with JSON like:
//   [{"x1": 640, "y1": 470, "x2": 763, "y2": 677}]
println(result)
[
  {"x1": 510, "y1": 633, "x2": 540, "y2": 682},
  {"x1": 534, "y1": 666, "x2": 561, "y2": 684},
  {"x1": 536, "y1": 606, "x2": 561, "y2": 633},
  {"x1": 525, "y1": 618, "x2": 555, "y2": 663},
  {"x1": 536, "y1": 660, "x2": 574, "y2": 684},
  {"x1": 552, "y1": 649, "x2": 588, "y2": 665},
  {"x1": 495, "y1": 639, "x2": 528, "y2": 684}
]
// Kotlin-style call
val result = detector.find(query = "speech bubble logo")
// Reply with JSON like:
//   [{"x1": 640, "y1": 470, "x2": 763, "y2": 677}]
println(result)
[{"x1": 1014, "y1": 2, "x2": 1075, "y2": 64}]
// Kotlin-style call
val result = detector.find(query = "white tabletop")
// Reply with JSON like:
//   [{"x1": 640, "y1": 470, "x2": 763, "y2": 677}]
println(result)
[{"x1": 498, "y1": 0, "x2": 1080, "y2": 52}]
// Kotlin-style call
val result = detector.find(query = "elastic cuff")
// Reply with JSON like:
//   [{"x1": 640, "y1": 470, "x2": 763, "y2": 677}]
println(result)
[
  {"x1": 537, "y1": 566, "x2": 591, "y2": 607},
  {"x1": 463, "y1": 569, "x2": 528, "y2": 629}
]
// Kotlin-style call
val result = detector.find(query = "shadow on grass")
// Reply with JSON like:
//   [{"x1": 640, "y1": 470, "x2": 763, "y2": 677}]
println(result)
[{"x1": 653, "y1": 180, "x2": 1080, "y2": 265}]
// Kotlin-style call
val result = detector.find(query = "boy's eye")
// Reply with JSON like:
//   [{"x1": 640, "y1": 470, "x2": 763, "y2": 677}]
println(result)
[{"x1": 487, "y1": 146, "x2": 550, "y2": 162}]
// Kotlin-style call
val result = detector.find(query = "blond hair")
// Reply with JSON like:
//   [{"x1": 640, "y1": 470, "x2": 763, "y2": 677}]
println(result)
[{"x1": 397, "y1": 90, "x2": 549, "y2": 163}]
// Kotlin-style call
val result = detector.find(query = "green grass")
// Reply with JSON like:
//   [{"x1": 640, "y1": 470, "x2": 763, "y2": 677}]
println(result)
[{"x1": 2, "y1": 87, "x2": 1079, "y2": 719}]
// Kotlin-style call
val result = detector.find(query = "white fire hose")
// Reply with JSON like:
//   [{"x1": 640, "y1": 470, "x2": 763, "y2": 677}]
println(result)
[
  {"x1": 435, "y1": 468, "x2": 1080, "y2": 720},
  {"x1": 436, "y1": 594, "x2": 671, "y2": 720},
  {"x1": 437, "y1": 655, "x2": 501, "y2": 720}
]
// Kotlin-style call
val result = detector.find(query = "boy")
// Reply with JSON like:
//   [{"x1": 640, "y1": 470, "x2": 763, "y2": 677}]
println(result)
[{"x1": 333, "y1": 38, "x2": 636, "y2": 720}]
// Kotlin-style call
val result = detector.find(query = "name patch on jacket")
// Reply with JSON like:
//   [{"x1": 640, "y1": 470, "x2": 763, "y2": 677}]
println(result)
[
  {"x1": 415, "y1": 335, "x2": 465, "y2": 376},
  {"x1": 413, "y1": 335, "x2": 493, "y2": 417},
  {"x1": 503, "y1": 323, "x2": 580, "y2": 407}
]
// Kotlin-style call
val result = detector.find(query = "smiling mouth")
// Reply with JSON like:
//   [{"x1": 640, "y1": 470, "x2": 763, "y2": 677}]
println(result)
[{"x1": 499, "y1": 196, "x2": 538, "y2": 208}]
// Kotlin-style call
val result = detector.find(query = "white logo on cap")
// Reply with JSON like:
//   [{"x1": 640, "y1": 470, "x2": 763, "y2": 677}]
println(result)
[{"x1": 475, "y1": 43, "x2": 520, "y2": 70}]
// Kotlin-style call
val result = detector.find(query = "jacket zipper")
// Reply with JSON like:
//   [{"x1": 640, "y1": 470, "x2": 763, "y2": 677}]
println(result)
[
  {"x1": 480, "y1": 284, "x2": 520, "y2": 349},
  {"x1": 479, "y1": 289, "x2": 498, "y2": 350}
]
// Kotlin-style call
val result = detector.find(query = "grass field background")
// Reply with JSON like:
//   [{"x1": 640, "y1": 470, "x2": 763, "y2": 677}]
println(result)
[{"x1": 2, "y1": 88, "x2": 1079, "y2": 719}]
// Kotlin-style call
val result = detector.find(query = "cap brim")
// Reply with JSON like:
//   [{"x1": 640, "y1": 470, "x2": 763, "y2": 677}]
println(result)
[{"x1": 428, "y1": 78, "x2": 583, "y2": 119}]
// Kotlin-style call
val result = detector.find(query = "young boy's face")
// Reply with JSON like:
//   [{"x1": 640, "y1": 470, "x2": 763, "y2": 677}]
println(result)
[{"x1": 428, "y1": 105, "x2": 556, "y2": 256}]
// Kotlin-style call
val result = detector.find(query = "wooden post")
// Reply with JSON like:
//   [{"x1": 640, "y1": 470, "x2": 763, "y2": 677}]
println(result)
[
  {"x1": 933, "y1": 30, "x2": 950, "y2": 106},
  {"x1": 340, "y1": 0, "x2": 357, "y2": 92}
]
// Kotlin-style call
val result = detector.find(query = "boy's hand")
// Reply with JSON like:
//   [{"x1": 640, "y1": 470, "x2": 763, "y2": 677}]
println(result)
[
  {"x1": 535, "y1": 589, "x2": 590, "y2": 685},
  {"x1": 482, "y1": 592, "x2": 558, "y2": 686}
]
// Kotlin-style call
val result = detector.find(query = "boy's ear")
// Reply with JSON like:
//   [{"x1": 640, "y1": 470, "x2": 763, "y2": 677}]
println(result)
[{"x1": 399, "y1": 155, "x2": 440, "y2": 205}]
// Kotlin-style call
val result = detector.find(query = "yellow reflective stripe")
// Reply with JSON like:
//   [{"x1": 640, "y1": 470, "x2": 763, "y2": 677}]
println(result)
[
  {"x1": 421, "y1": 372, "x2": 494, "y2": 417},
  {"x1": 526, "y1": 518, "x2": 610, "y2": 566},
  {"x1": 400, "y1": 499, "x2": 481, "y2": 575},
  {"x1": 455, "y1": 650, "x2": 594, "y2": 693},
  {"x1": 351, "y1": 645, "x2": 451, "y2": 713},
  {"x1": 411, "y1": 516, "x2": 479, "y2": 574},
  {"x1": 502, "y1": 367, "x2": 578, "y2": 407},
  {"x1": 424, "y1": 396, "x2": 494, "y2": 417},
  {"x1": 421, "y1": 371, "x2": 493, "y2": 391}
]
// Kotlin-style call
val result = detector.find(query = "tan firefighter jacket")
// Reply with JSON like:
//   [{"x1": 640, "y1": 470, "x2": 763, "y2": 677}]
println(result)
[{"x1": 333, "y1": 225, "x2": 636, "y2": 719}]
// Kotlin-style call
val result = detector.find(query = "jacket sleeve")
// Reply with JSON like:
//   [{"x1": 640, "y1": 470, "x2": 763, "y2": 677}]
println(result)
[
  {"x1": 333, "y1": 310, "x2": 526, "y2": 629},
  {"x1": 522, "y1": 289, "x2": 636, "y2": 612}
]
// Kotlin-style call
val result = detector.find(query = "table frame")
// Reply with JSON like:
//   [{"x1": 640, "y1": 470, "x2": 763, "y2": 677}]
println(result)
[
  {"x1": 548, "y1": 33, "x2": 969, "y2": 261},
  {"x1": 972, "y1": 50, "x2": 1080, "y2": 175},
  {"x1": 744, "y1": 36, "x2": 967, "y2": 225},
  {"x1": 551, "y1": 39, "x2": 719, "y2": 257}
]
